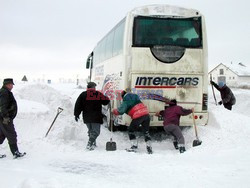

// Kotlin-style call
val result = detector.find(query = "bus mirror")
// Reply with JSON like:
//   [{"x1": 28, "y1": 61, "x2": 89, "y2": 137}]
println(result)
[
  {"x1": 86, "y1": 52, "x2": 93, "y2": 69},
  {"x1": 86, "y1": 58, "x2": 91, "y2": 69}
]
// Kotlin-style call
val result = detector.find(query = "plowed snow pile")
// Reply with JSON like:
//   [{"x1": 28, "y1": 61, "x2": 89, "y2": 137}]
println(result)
[{"x1": 0, "y1": 83, "x2": 250, "y2": 188}]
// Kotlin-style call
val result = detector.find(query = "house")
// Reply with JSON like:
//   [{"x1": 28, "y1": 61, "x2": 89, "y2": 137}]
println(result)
[{"x1": 208, "y1": 62, "x2": 250, "y2": 86}]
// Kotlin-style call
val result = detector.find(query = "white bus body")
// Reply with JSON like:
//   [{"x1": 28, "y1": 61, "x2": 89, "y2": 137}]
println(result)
[{"x1": 86, "y1": 5, "x2": 208, "y2": 127}]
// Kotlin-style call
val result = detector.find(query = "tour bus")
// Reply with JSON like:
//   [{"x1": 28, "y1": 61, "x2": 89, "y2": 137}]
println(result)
[{"x1": 86, "y1": 5, "x2": 208, "y2": 128}]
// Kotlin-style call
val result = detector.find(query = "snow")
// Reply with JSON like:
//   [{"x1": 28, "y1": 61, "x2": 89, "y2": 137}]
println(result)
[
  {"x1": 1, "y1": 83, "x2": 250, "y2": 188},
  {"x1": 18, "y1": 99, "x2": 49, "y2": 114},
  {"x1": 131, "y1": 4, "x2": 200, "y2": 17}
]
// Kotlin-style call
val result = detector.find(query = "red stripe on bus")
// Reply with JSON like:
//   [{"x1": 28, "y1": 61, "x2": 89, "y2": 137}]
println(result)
[
  {"x1": 135, "y1": 86, "x2": 176, "y2": 89},
  {"x1": 135, "y1": 86, "x2": 197, "y2": 89}
]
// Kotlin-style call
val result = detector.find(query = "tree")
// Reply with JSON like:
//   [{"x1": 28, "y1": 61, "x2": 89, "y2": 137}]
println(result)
[{"x1": 22, "y1": 75, "x2": 28, "y2": 82}]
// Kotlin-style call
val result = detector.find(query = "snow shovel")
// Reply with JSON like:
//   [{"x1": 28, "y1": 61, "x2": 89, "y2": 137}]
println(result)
[
  {"x1": 192, "y1": 110, "x2": 202, "y2": 147},
  {"x1": 106, "y1": 112, "x2": 117, "y2": 151},
  {"x1": 45, "y1": 107, "x2": 64, "y2": 137}
]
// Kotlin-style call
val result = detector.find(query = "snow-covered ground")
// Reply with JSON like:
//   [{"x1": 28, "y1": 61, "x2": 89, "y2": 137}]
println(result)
[{"x1": 0, "y1": 83, "x2": 250, "y2": 188}]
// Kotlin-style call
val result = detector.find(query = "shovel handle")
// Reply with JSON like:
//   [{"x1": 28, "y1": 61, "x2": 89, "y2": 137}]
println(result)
[
  {"x1": 210, "y1": 74, "x2": 217, "y2": 105},
  {"x1": 45, "y1": 107, "x2": 63, "y2": 137}
]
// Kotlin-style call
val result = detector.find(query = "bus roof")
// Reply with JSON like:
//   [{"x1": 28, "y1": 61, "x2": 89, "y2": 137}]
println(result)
[{"x1": 130, "y1": 4, "x2": 201, "y2": 18}]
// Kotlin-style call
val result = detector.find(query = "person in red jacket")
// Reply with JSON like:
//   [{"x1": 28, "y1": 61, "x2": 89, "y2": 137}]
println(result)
[
  {"x1": 155, "y1": 99, "x2": 193, "y2": 153},
  {"x1": 113, "y1": 90, "x2": 152, "y2": 154}
]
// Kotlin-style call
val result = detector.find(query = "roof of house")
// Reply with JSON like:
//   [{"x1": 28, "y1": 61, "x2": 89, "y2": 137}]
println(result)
[{"x1": 209, "y1": 63, "x2": 250, "y2": 76}]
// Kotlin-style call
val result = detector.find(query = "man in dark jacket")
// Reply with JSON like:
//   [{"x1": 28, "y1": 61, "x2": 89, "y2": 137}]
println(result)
[
  {"x1": 0, "y1": 78, "x2": 25, "y2": 158},
  {"x1": 74, "y1": 82, "x2": 110, "y2": 150},
  {"x1": 210, "y1": 81, "x2": 236, "y2": 110},
  {"x1": 113, "y1": 90, "x2": 153, "y2": 154},
  {"x1": 155, "y1": 99, "x2": 193, "y2": 153}
]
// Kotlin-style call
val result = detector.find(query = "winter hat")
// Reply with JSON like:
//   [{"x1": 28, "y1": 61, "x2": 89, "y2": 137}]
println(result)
[
  {"x1": 218, "y1": 81, "x2": 225, "y2": 88},
  {"x1": 121, "y1": 90, "x2": 127, "y2": 98},
  {"x1": 169, "y1": 99, "x2": 177, "y2": 106},
  {"x1": 87, "y1": 82, "x2": 96, "y2": 88},
  {"x1": 121, "y1": 88, "x2": 131, "y2": 98},
  {"x1": 3, "y1": 78, "x2": 15, "y2": 85}
]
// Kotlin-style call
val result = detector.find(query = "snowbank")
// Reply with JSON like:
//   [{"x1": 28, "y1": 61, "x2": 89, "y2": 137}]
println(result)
[
  {"x1": 15, "y1": 84, "x2": 73, "y2": 113},
  {"x1": 18, "y1": 99, "x2": 49, "y2": 114},
  {"x1": 0, "y1": 83, "x2": 250, "y2": 188}
]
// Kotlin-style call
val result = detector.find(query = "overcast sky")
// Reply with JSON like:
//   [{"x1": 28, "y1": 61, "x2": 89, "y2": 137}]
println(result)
[{"x1": 0, "y1": 0, "x2": 249, "y2": 81}]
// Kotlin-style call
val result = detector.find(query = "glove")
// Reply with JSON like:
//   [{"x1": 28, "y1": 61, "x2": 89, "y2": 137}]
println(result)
[
  {"x1": 75, "y1": 116, "x2": 79, "y2": 122},
  {"x1": 218, "y1": 101, "x2": 223, "y2": 105},
  {"x1": 112, "y1": 109, "x2": 119, "y2": 116},
  {"x1": 2, "y1": 117, "x2": 10, "y2": 125},
  {"x1": 155, "y1": 112, "x2": 160, "y2": 117},
  {"x1": 210, "y1": 80, "x2": 215, "y2": 85},
  {"x1": 164, "y1": 99, "x2": 170, "y2": 104}
]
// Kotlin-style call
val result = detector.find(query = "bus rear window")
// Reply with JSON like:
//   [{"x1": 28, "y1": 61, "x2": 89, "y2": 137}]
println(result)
[{"x1": 133, "y1": 16, "x2": 202, "y2": 48}]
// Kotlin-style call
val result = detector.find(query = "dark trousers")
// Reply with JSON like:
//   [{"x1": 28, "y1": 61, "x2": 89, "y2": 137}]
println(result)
[
  {"x1": 164, "y1": 124, "x2": 185, "y2": 146},
  {"x1": 0, "y1": 120, "x2": 18, "y2": 154},
  {"x1": 128, "y1": 115, "x2": 151, "y2": 142},
  {"x1": 86, "y1": 123, "x2": 101, "y2": 143}
]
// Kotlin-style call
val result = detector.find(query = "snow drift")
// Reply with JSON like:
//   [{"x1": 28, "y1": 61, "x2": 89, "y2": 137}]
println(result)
[{"x1": 0, "y1": 83, "x2": 249, "y2": 188}]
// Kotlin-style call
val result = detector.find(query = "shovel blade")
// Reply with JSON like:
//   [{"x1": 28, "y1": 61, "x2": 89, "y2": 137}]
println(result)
[
  {"x1": 193, "y1": 139, "x2": 202, "y2": 147},
  {"x1": 106, "y1": 141, "x2": 117, "y2": 151}
]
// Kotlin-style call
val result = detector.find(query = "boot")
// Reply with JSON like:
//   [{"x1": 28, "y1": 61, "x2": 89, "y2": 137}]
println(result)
[
  {"x1": 126, "y1": 140, "x2": 138, "y2": 152},
  {"x1": 173, "y1": 141, "x2": 179, "y2": 150},
  {"x1": 10, "y1": 144, "x2": 26, "y2": 158},
  {"x1": 13, "y1": 151, "x2": 26, "y2": 159},
  {"x1": 146, "y1": 146, "x2": 153, "y2": 154},
  {"x1": 86, "y1": 141, "x2": 95, "y2": 151},
  {"x1": 9, "y1": 144, "x2": 18, "y2": 155},
  {"x1": 146, "y1": 141, "x2": 153, "y2": 154},
  {"x1": 179, "y1": 146, "x2": 186, "y2": 154},
  {"x1": 92, "y1": 141, "x2": 97, "y2": 148},
  {"x1": 0, "y1": 154, "x2": 6, "y2": 158},
  {"x1": 130, "y1": 145, "x2": 138, "y2": 150}
]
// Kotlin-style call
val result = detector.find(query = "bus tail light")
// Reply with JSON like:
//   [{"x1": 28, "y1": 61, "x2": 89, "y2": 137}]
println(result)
[{"x1": 202, "y1": 93, "x2": 208, "y2": 110}]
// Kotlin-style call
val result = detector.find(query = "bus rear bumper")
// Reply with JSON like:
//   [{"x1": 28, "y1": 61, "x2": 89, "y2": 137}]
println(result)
[{"x1": 149, "y1": 112, "x2": 209, "y2": 127}]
